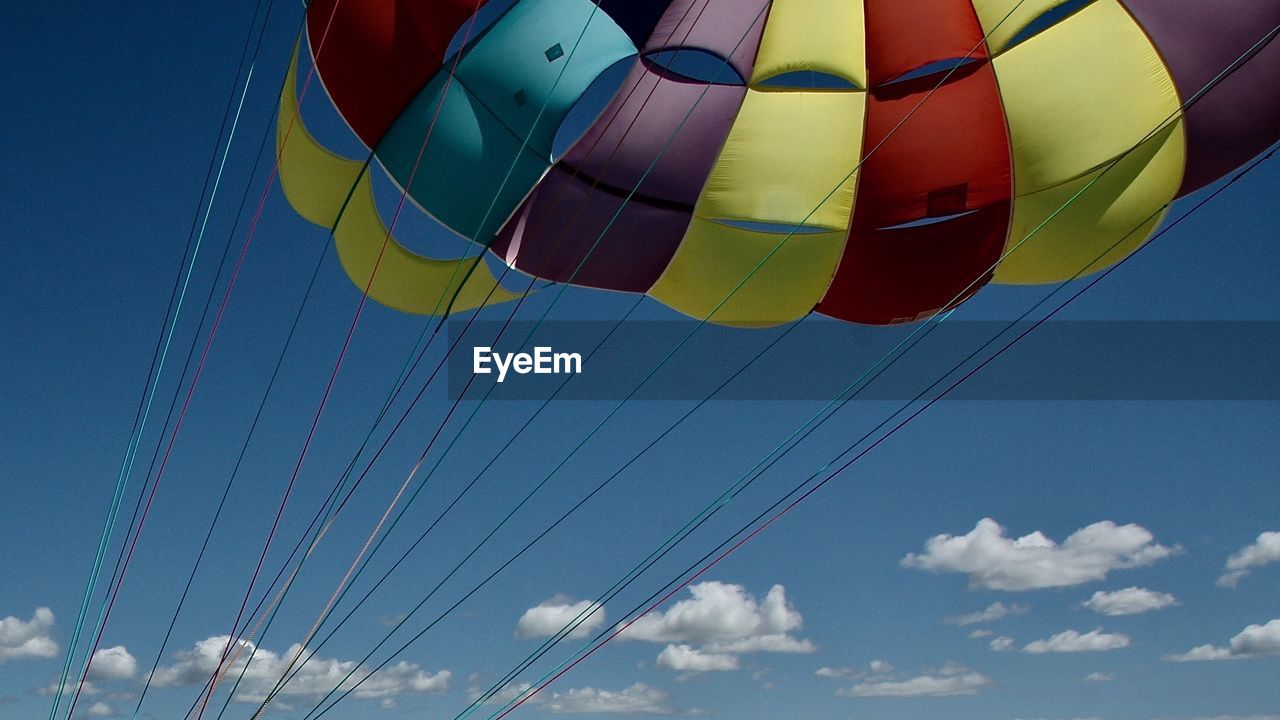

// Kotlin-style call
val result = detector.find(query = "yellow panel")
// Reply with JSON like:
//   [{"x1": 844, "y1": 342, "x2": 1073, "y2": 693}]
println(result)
[
  {"x1": 649, "y1": 88, "x2": 864, "y2": 326},
  {"x1": 994, "y1": 121, "x2": 1182, "y2": 284},
  {"x1": 750, "y1": 0, "x2": 866, "y2": 88},
  {"x1": 971, "y1": 0, "x2": 1083, "y2": 54},
  {"x1": 696, "y1": 90, "x2": 863, "y2": 229},
  {"x1": 277, "y1": 46, "x2": 519, "y2": 316},
  {"x1": 992, "y1": 0, "x2": 1184, "y2": 194},
  {"x1": 650, "y1": 220, "x2": 849, "y2": 327},
  {"x1": 990, "y1": 0, "x2": 1187, "y2": 284}
]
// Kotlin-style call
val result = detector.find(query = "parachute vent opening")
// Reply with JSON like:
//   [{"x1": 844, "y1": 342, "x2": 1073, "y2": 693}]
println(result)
[
  {"x1": 756, "y1": 71, "x2": 861, "y2": 91},
  {"x1": 1004, "y1": 0, "x2": 1097, "y2": 50},
  {"x1": 550, "y1": 56, "x2": 635, "y2": 161},
  {"x1": 642, "y1": 48, "x2": 745, "y2": 85},
  {"x1": 878, "y1": 210, "x2": 981, "y2": 231},
  {"x1": 711, "y1": 219, "x2": 833, "y2": 235},
  {"x1": 880, "y1": 57, "x2": 982, "y2": 88}
]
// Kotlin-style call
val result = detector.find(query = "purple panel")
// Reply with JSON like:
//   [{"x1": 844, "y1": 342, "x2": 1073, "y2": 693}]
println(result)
[
  {"x1": 488, "y1": 0, "x2": 758, "y2": 293},
  {"x1": 489, "y1": 166, "x2": 690, "y2": 292},
  {"x1": 1122, "y1": 0, "x2": 1280, "y2": 194},
  {"x1": 647, "y1": 0, "x2": 770, "y2": 80},
  {"x1": 559, "y1": 58, "x2": 746, "y2": 205}
]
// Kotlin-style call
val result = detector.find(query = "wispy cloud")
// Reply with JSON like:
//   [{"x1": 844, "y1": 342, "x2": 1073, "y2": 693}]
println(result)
[
  {"x1": 945, "y1": 602, "x2": 1028, "y2": 626},
  {"x1": 1023, "y1": 629, "x2": 1130, "y2": 654},
  {"x1": 1081, "y1": 587, "x2": 1178, "y2": 616},
  {"x1": 1165, "y1": 619, "x2": 1280, "y2": 662},
  {"x1": 1217, "y1": 532, "x2": 1280, "y2": 588},
  {"x1": 542, "y1": 682, "x2": 677, "y2": 715},
  {"x1": 837, "y1": 662, "x2": 990, "y2": 698}
]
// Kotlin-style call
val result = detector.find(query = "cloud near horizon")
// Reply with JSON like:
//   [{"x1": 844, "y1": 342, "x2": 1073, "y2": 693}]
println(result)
[
  {"x1": 150, "y1": 635, "x2": 449, "y2": 703},
  {"x1": 835, "y1": 662, "x2": 990, "y2": 698},
  {"x1": 1165, "y1": 619, "x2": 1280, "y2": 662}
]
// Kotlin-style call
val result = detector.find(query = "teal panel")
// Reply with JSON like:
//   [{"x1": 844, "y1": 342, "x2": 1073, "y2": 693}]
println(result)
[
  {"x1": 380, "y1": 75, "x2": 551, "y2": 242},
  {"x1": 376, "y1": 0, "x2": 636, "y2": 243}
]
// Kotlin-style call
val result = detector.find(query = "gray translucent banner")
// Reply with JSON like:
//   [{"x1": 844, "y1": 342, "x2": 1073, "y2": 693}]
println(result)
[{"x1": 446, "y1": 321, "x2": 1280, "y2": 401}]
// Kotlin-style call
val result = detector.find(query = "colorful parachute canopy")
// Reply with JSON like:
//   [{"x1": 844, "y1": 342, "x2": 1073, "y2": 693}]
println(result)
[{"x1": 282, "y1": 0, "x2": 1280, "y2": 327}]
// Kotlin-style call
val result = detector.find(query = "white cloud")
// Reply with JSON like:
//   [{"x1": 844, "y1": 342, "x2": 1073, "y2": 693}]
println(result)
[
  {"x1": 902, "y1": 518, "x2": 1179, "y2": 591},
  {"x1": 990, "y1": 636, "x2": 1016, "y2": 652},
  {"x1": 619, "y1": 582, "x2": 814, "y2": 673},
  {"x1": 969, "y1": 629, "x2": 994, "y2": 638},
  {"x1": 468, "y1": 681, "x2": 536, "y2": 707},
  {"x1": 1217, "y1": 532, "x2": 1280, "y2": 588},
  {"x1": 0, "y1": 607, "x2": 58, "y2": 662},
  {"x1": 1165, "y1": 618, "x2": 1280, "y2": 662},
  {"x1": 622, "y1": 582, "x2": 802, "y2": 644},
  {"x1": 1023, "y1": 629, "x2": 1130, "y2": 654},
  {"x1": 87, "y1": 646, "x2": 137, "y2": 682},
  {"x1": 1083, "y1": 672, "x2": 1114, "y2": 683},
  {"x1": 542, "y1": 682, "x2": 676, "y2": 715},
  {"x1": 1081, "y1": 587, "x2": 1178, "y2": 616},
  {"x1": 516, "y1": 597, "x2": 606, "y2": 641},
  {"x1": 36, "y1": 680, "x2": 99, "y2": 697},
  {"x1": 946, "y1": 602, "x2": 1028, "y2": 626},
  {"x1": 838, "y1": 663, "x2": 989, "y2": 698},
  {"x1": 84, "y1": 701, "x2": 115, "y2": 717},
  {"x1": 656, "y1": 644, "x2": 738, "y2": 672},
  {"x1": 815, "y1": 660, "x2": 893, "y2": 680},
  {"x1": 150, "y1": 635, "x2": 449, "y2": 703},
  {"x1": 705, "y1": 634, "x2": 815, "y2": 654}
]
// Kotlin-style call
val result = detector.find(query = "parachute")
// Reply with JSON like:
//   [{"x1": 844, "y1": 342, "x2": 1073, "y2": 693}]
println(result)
[{"x1": 281, "y1": 0, "x2": 1280, "y2": 327}]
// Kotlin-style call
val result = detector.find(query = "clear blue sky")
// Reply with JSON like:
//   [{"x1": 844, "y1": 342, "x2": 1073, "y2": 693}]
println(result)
[{"x1": 2, "y1": 2, "x2": 1278, "y2": 720}]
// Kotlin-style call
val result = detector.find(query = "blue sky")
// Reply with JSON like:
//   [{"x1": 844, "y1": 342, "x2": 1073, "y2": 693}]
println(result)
[{"x1": 2, "y1": 2, "x2": 1279, "y2": 720}]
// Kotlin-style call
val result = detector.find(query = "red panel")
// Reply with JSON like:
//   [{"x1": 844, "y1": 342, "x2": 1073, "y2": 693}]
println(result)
[
  {"x1": 818, "y1": 7, "x2": 1013, "y2": 325},
  {"x1": 306, "y1": 0, "x2": 485, "y2": 147},
  {"x1": 864, "y1": 0, "x2": 988, "y2": 87},
  {"x1": 818, "y1": 205, "x2": 1010, "y2": 324},
  {"x1": 855, "y1": 64, "x2": 1011, "y2": 227}
]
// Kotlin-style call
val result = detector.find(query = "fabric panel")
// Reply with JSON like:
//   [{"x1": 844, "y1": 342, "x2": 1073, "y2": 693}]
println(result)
[
  {"x1": 1122, "y1": 0, "x2": 1280, "y2": 194},
  {"x1": 750, "y1": 0, "x2": 867, "y2": 88},
  {"x1": 992, "y1": 0, "x2": 1184, "y2": 194},
  {"x1": 277, "y1": 48, "x2": 518, "y2": 315},
  {"x1": 864, "y1": 0, "x2": 987, "y2": 87},
  {"x1": 994, "y1": 122, "x2": 1183, "y2": 283},
  {"x1": 650, "y1": 221, "x2": 849, "y2": 327},
  {"x1": 376, "y1": 0, "x2": 635, "y2": 242},
  {"x1": 970, "y1": 0, "x2": 1080, "y2": 54},
  {"x1": 648, "y1": 0, "x2": 770, "y2": 81},
  {"x1": 490, "y1": 166, "x2": 690, "y2": 292},
  {"x1": 558, "y1": 60, "x2": 747, "y2": 206},
  {"x1": 307, "y1": 0, "x2": 484, "y2": 147}
]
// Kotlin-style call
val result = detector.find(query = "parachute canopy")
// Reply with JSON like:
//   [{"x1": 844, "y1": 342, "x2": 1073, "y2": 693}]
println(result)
[{"x1": 282, "y1": 0, "x2": 1280, "y2": 326}]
